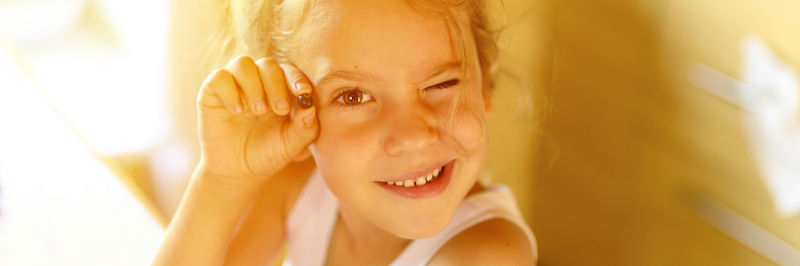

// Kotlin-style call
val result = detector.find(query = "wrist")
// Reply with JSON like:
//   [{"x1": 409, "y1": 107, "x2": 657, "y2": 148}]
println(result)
[
  {"x1": 192, "y1": 163, "x2": 264, "y2": 196},
  {"x1": 194, "y1": 156, "x2": 270, "y2": 182},
  {"x1": 156, "y1": 163, "x2": 263, "y2": 265}
]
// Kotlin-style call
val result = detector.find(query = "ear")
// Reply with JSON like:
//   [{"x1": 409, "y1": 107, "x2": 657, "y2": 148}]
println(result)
[{"x1": 292, "y1": 147, "x2": 312, "y2": 162}]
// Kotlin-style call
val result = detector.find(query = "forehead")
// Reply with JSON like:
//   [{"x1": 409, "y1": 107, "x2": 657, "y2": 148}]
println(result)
[{"x1": 290, "y1": 0, "x2": 461, "y2": 84}]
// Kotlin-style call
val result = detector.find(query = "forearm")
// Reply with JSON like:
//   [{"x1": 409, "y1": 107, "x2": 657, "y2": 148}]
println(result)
[{"x1": 152, "y1": 166, "x2": 262, "y2": 266}]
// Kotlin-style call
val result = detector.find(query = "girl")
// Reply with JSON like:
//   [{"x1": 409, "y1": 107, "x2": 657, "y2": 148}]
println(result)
[{"x1": 154, "y1": 0, "x2": 537, "y2": 265}]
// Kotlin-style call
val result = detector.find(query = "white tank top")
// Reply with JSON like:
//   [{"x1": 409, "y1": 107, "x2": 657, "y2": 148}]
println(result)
[{"x1": 282, "y1": 169, "x2": 538, "y2": 266}]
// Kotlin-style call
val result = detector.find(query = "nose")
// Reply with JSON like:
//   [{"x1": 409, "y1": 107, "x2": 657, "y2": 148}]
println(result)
[{"x1": 382, "y1": 103, "x2": 439, "y2": 156}]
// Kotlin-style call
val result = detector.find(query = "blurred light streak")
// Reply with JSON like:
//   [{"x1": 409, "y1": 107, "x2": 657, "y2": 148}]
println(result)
[
  {"x1": 692, "y1": 193, "x2": 800, "y2": 265},
  {"x1": 689, "y1": 37, "x2": 800, "y2": 217}
]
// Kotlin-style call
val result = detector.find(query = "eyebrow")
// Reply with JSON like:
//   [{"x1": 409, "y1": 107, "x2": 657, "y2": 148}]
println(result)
[
  {"x1": 414, "y1": 60, "x2": 463, "y2": 84},
  {"x1": 316, "y1": 70, "x2": 378, "y2": 88},
  {"x1": 315, "y1": 60, "x2": 463, "y2": 89}
]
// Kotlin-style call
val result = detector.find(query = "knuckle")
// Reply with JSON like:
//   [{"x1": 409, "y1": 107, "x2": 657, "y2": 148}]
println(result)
[
  {"x1": 229, "y1": 56, "x2": 258, "y2": 81},
  {"x1": 259, "y1": 59, "x2": 288, "y2": 91},
  {"x1": 203, "y1": 69, "x2": 231, "y2": 91},
  {"x1": 209, "y1": 68, "x2": 231, "y2": 81},
  {"x1": 256, "y1": 57, "x2": 279, "y2": 69},
  {"x1": 265, "y1": 60, "x2": 286, "y2": 81},
  {"x1": 281, "y1": 65, "x2": 309, "y2": 89},
  {"x1": 231, "y1": 55, "x2": 254, "y2": 68},
  {"x1": 230, "y1": 60, "x2": 262, "y2": 92},
  {"x1": 279, "y1": 63, "x2": 300, "y2": 78}
]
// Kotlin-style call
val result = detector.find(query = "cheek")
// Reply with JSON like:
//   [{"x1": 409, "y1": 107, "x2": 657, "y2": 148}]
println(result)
[
  {"x1": 311, "y1": 110, "x2": 380, "y2": 175},
  {"x1": 310, "y1": 111, "x2": 387, "y2": 212}
]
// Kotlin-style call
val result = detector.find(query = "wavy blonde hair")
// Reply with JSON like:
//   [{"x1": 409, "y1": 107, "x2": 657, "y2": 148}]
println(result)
[{"x1": 211, "y1": 0, "x2": 499, "y2": 92}]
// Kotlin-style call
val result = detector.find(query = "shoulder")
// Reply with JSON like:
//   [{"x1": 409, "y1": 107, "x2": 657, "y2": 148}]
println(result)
[{"x1": 428, "y1": 218, "x2": 537, "y2": 266}]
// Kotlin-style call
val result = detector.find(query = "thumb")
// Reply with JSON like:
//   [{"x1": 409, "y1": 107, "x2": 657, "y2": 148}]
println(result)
[
  {"x1": 279, "y1": 63, "x2": 319, "y2": 159},
  {"x1": 281, "y1": 102, "x2": 318, "y2": 159}
]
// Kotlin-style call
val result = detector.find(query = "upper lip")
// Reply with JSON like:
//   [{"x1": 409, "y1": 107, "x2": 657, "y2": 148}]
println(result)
[{"x1": 377, "y1": 159, "x2": 453, "y2": 183}]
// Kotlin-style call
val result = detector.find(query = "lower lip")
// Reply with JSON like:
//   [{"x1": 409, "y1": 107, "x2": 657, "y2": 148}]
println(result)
[{"x1": 376, "y1": 160, "x2": 455, "y2": 199}]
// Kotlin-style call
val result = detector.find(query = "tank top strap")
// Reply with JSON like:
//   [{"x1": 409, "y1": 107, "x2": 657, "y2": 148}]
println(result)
[
  {"x1": 283, "y1": 170, "x2": 338, "y2": 266},
  {"x1": 282, "y1": 172, "x2": 537, "y2": 266},
  {"x1": 389, "y1": 185, "x2": 538, "y2": 266}
]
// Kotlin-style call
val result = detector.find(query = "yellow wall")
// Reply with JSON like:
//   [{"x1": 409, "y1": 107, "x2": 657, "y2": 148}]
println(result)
[
  {"x1": 486, "y1": 0, "x2": 553, "y2": 228},
  {"x1": 532, "y1": 0, "x2": 800, "y2": 265}
]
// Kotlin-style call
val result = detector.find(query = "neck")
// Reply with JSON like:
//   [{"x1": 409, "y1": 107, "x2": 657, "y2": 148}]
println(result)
[
  {"x1": 336, "y1": 205, "x2": 411, "y2": 254},
  {"x1": 327, "y1": 182, "x2": 487, "y2": 264}
]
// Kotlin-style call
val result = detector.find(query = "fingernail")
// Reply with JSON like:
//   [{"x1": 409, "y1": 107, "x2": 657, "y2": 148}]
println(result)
[
  {"x1": 303, "y1": 111, "x2": 315, "y2": 126},
  {"x1": 295, "y1": 81, "x2": 310, "y2": 92},
  {"x1": 276, "y1": 98, "x2": 289, "y2": 113},
  {"x1": 254, "y1": 101, "x2": 266, "y2": 114},
  {"x1": 298, "y1": 93, "x2": 313, "y2": 109},
  {"x1": 235, "y1": 104, "x2": 243, "y2": 114}
]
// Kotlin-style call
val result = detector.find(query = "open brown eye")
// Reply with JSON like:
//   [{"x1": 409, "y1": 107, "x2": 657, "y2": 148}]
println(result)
[
  {"x1": 343, "y1": 90, "x2": 362, "y2": 104},
  {"x1": 335, "y1": 89, "x2": 373, "y2": 105}
]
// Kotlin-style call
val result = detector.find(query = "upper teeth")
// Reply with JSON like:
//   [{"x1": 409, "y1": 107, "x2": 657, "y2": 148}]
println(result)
[{"x1": 385, "y1": 166, "x2": 443, "y2": 187}]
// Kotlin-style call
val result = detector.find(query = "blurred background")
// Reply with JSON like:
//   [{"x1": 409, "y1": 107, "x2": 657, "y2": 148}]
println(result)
[{"x1": 1, "y1": 0, "x2": 799, "y2": 265}]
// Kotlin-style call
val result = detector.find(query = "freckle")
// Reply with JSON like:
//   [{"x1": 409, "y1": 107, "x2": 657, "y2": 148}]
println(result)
[{"x1": 354, "y1": 65, "x2": 359, "y2": 69}]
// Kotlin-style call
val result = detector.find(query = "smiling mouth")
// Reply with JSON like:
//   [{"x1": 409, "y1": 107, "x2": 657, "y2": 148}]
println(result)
[
  {"x1": 384, "y1": 165, "x2": 445, "y2": 187},
  {"x1": 375, "y1": 160, "x2": 455, "y2": 199}
]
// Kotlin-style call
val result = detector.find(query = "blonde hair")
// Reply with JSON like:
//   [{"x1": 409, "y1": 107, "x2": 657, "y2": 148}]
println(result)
[{"x1": 213, "y1": 0, "x2": 499, "y2": 92}]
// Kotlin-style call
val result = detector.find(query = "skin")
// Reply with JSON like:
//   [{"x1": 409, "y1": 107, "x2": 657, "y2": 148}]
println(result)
[
  {"x1": 153, "y1": 0, "x2": 535, "y2": 265},
  {"x1": 294, "y1": 0, "x2": 488, "y2": 240}
]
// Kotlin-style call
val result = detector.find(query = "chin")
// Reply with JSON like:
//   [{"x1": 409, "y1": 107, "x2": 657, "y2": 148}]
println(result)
[
  {"x1": 389, "y1": 214, "x2": 452, "y2": 239},
  {"x1": 391, "y1": 164, "x2": 482, "y2": 239},
  {"x1": 387, "y1": 190, "x2": 468, "y2": 239}
]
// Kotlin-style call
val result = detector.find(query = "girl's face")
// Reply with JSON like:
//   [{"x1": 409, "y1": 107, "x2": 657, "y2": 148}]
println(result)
[{"x1": 291, "y1": 0, "x2": 490, "y2": 239}]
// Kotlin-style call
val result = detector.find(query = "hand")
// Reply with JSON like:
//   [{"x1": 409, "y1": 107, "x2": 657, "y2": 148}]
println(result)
[{"x1": 195, "y1": 56, "x2": 318, "y2": 184}]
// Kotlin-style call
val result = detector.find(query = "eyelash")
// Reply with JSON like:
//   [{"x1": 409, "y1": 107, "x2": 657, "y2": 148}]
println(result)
[
  {"x1": 331, "y1": 79, "x2": 461, "y2": 107},
  {"x1": 428, "y1": 79, "x2": 460, "y2": 90},
  {"x1": 333, "y1": 88, "x2": 375, "y2": 106}
]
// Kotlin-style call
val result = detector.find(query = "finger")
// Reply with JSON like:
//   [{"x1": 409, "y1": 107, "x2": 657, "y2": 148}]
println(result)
[
  {"x1": 256, "y1": 58, "x2": 291, "y2": 116},
  {"x1": 199, "y1": 69, "x2": 242, "y2": 114},
  {"x1": 228, "y1": 56, "x2": 267, "y2": 115},
  {"x1": 280, "y1": 63, "x2": 314, "y2": 108},
  {"x1": 278, "y1": 63, "x2": 318, "y2": 156},
  {"x1": 281, "y1": 102, "x2": 318, "y2": 158}
]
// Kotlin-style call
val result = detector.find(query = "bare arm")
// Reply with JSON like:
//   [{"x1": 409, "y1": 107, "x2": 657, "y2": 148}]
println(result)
[
  {"x1": 223, "y1": 159, "x2": 314, "y2": 266},
  {"x1": 151, "y1": 167, "x2": 262, "y2": 265},
  {"x1": 152, "y1": 56, "x2": 318, "y2": 266}
]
